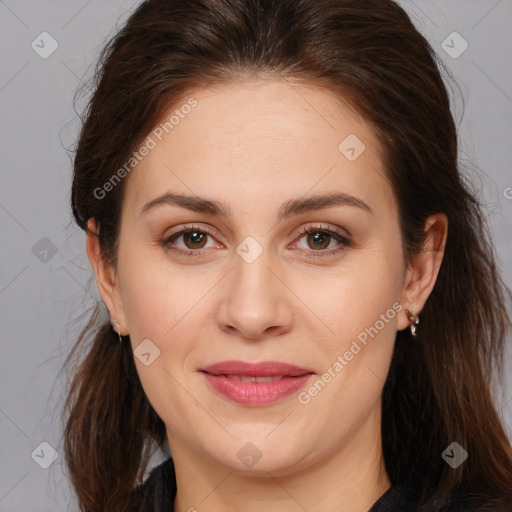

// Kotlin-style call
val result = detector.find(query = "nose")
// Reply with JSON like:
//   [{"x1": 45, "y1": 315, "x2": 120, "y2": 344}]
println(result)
[{"x1": 215, "y1": 251, "x2": 294, "y2": 341}]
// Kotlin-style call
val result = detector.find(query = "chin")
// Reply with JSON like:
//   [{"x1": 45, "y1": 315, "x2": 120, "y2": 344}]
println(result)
[{"x1": 203, "y1": 435, "x2": 313, "y2": 476}]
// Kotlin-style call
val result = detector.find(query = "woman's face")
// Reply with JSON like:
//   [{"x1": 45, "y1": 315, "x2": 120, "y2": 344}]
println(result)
[{"x1": 95, "y1": 79, "x2": 415, "y2": 474}]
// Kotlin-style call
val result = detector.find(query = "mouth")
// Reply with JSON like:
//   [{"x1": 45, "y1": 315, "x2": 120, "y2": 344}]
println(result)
[
  {"x1": 199, "y1": 360, "x2": 315, "y2": 406},
  {"x1": 221, "y1": 375, "x2": 286, "y2": 383}
]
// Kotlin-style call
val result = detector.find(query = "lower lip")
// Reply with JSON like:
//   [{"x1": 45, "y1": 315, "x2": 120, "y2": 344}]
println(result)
[{"x1": 202, "y1": 373, "x2": 313, "y2": 406}]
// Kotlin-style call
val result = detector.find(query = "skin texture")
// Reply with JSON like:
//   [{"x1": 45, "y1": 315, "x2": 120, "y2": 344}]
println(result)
[{"x1": 86, "y1": 79, "x2": 447, "y2": 512}]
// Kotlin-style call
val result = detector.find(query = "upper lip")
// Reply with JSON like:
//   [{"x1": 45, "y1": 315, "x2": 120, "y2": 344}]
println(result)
[{"x1": 200, "y1": 360, "x2": 314, "y2": 377}]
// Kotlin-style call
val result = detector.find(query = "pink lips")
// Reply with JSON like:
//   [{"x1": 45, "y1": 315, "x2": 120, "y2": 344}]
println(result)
[{"x1": 200, "y1": 360, "x2": 314, "y2": 406}]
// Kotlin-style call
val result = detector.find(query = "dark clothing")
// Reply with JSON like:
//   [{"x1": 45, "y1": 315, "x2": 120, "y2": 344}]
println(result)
[{"x1": 131, "y1": 457, "x2": 508, "y2": 511}]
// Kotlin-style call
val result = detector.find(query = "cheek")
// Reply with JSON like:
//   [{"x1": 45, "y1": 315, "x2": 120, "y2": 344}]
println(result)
[
  {"x1": 119, "y1": 256, "x2": 212, "y2": 397},
  {"x1": 297, "y1": 252, "x2": 402, "y2": 346},
  {"x1": 120, "y1": 261, "x2": 200, "y2": 423},
  {"x1": 298, "y1": 249, "x2": 403, "y2": 412},
  {"x1": 301, "y1": 293, "x2": 399, "y2": 433},
  {"x1": 119, "y1": 251, "x2": 201, "y2": 343},
  {"x1": 122, "y1": 270, "x2": 169, "y2": 342}
]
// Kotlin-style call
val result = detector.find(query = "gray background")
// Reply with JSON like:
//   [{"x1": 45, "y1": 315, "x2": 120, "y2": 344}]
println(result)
[{"x1": 1, "y1": 1, "x2": 511, "y2": 510}]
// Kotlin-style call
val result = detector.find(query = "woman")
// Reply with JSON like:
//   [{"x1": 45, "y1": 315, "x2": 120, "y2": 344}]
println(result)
[{"x1": 62, "y1": 0, "x2": 512, "y2": 511}]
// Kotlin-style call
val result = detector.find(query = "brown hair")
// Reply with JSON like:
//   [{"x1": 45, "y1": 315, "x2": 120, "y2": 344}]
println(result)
[{"x1": 62, "y1": 0, "x2": 512, "y2": 511}]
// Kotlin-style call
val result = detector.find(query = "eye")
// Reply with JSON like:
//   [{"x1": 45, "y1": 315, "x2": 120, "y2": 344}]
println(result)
[
  {"x1": 291, "y1": 225, "x2": 352, "y2": 258},
  {"x1": 160, "y1": 224, "x2": 219, "y2": 255}
]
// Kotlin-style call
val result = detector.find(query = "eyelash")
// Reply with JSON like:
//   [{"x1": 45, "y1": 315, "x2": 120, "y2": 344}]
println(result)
[{"x1": 160, "y1": 223, "x2": 352, "y2": 259}]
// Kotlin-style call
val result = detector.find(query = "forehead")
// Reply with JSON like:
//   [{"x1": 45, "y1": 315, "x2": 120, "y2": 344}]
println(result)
[{"x1": 123, "y1": 79, "x2": 392, "y2": 219}]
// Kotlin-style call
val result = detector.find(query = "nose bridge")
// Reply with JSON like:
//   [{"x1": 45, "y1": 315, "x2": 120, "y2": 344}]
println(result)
[
  {"x1": 231, "y1": 243, "x2": 279, "y2": 314},
  {"x1": 216, "y1": 241, "x2": 293, "y2": 338}
]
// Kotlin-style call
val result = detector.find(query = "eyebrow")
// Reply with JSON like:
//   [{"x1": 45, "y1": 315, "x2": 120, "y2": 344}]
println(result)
[{"x1": 140, "y1": 191, "x2": 373, "y2": 219}]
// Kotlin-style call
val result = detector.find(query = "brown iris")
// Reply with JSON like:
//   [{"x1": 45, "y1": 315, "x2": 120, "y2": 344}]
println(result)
[{"x1": 306, "y1": 231, "x2": 331, "y2": 250}]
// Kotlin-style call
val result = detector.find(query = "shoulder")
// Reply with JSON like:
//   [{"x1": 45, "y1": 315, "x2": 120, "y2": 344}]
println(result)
[
  {"x1": 369, "y1": 478, "x2": 512, "y2": 512},
  {"x1": 130, "y1": 457, "x2": 176, "y2": 512},
  {"x1": 369, "y1": 478, "x2": 421, "y2": 512}
]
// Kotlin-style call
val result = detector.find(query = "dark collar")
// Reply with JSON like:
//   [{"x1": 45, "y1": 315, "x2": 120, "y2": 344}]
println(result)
[{"x1": 133, "y1": 457, "x2": 479, "y2": 512}]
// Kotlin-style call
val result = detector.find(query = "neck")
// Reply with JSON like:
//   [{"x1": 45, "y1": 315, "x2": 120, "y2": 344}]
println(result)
[{"x1": 171, "y1": 407, "x2": 391, "y2": 512}]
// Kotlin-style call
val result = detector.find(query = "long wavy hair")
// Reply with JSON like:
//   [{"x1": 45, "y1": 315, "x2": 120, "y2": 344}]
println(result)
[{"x1": 62, "y1": 0, "x2": 512, "y2": 511}]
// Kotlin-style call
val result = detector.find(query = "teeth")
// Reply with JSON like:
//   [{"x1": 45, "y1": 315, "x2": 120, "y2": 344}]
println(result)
[{"x1": 226, "y1": 375, "x2": 284, "y2": 383}]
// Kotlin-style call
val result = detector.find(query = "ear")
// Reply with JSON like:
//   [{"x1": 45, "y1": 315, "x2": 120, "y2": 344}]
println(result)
[
  {"x1": 86, "y1": 218, "x2": 128, "y2": 335},
  {"x1": 397, "y1": 213, "x2": 448, "y2": 332}
]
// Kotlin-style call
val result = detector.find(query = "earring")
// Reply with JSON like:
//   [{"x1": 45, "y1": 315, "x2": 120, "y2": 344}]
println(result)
[
  {"x1": 112, "y1": 318, "x2": 123, "y2": 343},
  {"x1": 405, "y1": 309, "x2": 420, "y2": 336}
]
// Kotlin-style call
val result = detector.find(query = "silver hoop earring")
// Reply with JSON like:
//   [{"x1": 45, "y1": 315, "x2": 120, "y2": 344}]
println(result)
[
  {"x1": 113, "y1": 318, "x2": 123, "y2": 343},
  {"x1": 405, "y1": 309, "x2": 420, "y2": 336}
]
